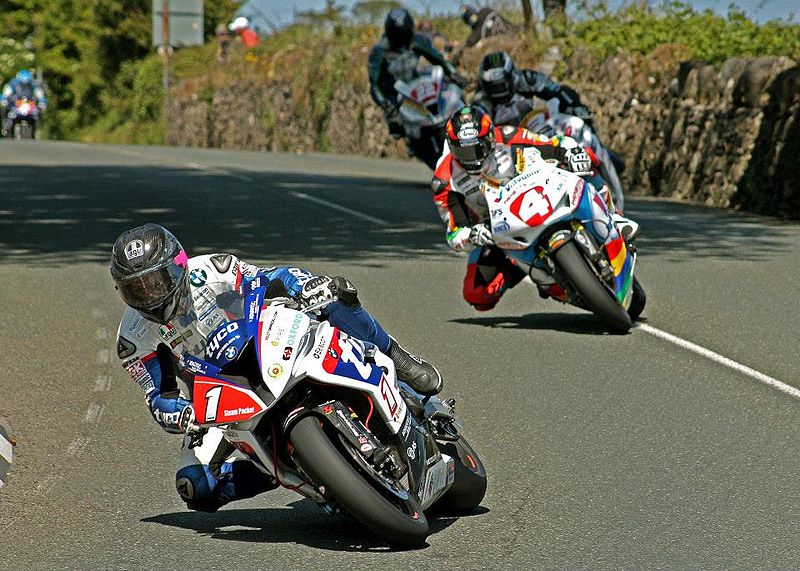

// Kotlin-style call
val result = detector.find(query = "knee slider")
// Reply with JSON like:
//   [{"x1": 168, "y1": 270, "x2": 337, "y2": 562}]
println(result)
[
  {"x1": 176, "y1": 464, "x2": 215, "y2": 505},
  {"x1": 332, "y1": 276, "x2": 360, "y2": 308}
]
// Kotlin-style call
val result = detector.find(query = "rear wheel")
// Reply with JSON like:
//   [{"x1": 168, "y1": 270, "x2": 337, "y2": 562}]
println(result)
[
  {"x1": 289, "y1": 415, "x2": 429, "y2": 547},
  {"x1": 553, "y1": 241, "x2": 632, "y2": 333},
  {"x1": 436, "y1": 436, "x2": 487, "y2": 512}
]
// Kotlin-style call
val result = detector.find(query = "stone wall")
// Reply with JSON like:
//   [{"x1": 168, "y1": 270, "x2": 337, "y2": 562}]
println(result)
[{"x1": 167, "y1": 50, "x2": 800, "y2": 218}]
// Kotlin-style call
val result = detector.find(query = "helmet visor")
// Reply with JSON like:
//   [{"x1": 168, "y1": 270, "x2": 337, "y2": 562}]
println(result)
[
  {"x1": 116, "y1": 263, "x2": 185, "y2": 313},
  {"x1": 452, "y1": 137, "x2": 493, "y2": 172}
]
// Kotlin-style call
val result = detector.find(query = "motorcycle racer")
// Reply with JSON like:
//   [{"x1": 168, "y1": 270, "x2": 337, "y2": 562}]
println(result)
[
  {"x1": 111, "y1": 224, "x2": 442, "y2": 512},
  {"x1": 432, "y1": 106, "x2": 637, "y2": 311},
  {"x1": 368, "y1": 8, "x2": 467, "y2": 140},
  {"x1": 473, "y1": 51, "x2": 628, "y2": 184},
  {"x1": 1, "y1": 69, "x2": 47, "y2": 137}
]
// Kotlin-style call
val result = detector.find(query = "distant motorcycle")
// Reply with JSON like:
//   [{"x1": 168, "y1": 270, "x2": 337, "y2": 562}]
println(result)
[
  {"x1": 394, "y1": 65, "x2": 464, "y2": 169},
  {"x1": 184, "y1": 281, "x2": 487, "y2": 547},
  {"x1": 522, "y1": 101, "x2": 625, "y2": 210},
  {"x1": 6, "y1": 96, "x2": 39, "y2": 140},
  {"x1": 483, "y1": 148, "x2": 645, "y2": 333}
]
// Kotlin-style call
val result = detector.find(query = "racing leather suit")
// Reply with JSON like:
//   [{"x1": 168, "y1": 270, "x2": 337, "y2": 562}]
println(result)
[
  {"x1": 1, "y1": 78, "x2": 47, "y2": 135},
  {"x1": 432, "y1": 125, "x2": 602, "y2": 310},
  {"x1": 473, "y1": 69, "x2": 585, "y2": 129},
  {"x1": 116, "y1": 253, "x2": 393, "y2": 512},
  {"x1": 368, "y1": 33, "x2": 460, "y2": 139}
]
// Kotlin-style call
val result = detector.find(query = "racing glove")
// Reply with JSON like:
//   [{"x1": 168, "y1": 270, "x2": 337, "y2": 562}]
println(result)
[
  {"x1": 383, "y1": 104, "x2": 405, "y2": 139},
  {"x1": 447, "y1": 224, "x2": 494, "y2": 251},
  {"x1": 563, "y1": 147, "x2": 593, "y2": 176}
]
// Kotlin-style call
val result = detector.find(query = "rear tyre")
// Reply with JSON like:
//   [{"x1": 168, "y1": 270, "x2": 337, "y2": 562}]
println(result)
[
  {"x1": 553, "y1": 241, "x2": 632, "y2": 333},
  {"x1": 289, "y1": 416, "x2": 429, "y2": 547},
  {"x1": 436, "y1": 436, "x2": 487, "y2": 512},
  {"x1": 628, "y1": 277, "x2": 646, "y2": 321}
]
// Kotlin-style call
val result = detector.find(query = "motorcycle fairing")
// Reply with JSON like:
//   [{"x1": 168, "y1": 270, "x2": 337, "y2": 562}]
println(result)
[
  {"x1": 295, "y1": 320, "x2": 408, "y2": 434},
  {"x1": 487, "y1": 162, "x2": 635, "y2": 304},
  {"x1": 256, "y1": 305, "x2": 311, "y2": 400},
  {"x1": 193, "y1": 375, "x2": 269, "y2": 425}
]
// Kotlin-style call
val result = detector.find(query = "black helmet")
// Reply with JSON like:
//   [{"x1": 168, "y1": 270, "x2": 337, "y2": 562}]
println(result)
[
  {"x1": 110, "y1": 223, "x2": 189, "y2": 323},
  {"x1": 479, "y1": 51, "x2": 516, "y2": 104},
  {"x1": 445, "y1": 106, "x2": 495, "y2": 174},
  {"x1": 460, "y1": 5, "x2": 479, "y2": 28},
  {"x1": 385, "y1": 8, "x2": 414, "y2": 49}
]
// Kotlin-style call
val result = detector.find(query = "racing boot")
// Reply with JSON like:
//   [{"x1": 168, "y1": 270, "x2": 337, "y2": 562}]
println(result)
[
  {"x1": 388, "y1": 337, "x2": 443, "y2": 396},
  {"x1": 612, "y1": 211, "x2": 640, "y2": 242}
]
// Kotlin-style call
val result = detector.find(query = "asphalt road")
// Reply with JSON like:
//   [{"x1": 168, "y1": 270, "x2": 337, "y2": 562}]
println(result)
[{"x1": 2, "y1": 140, "x2": 800, "y2": 570}]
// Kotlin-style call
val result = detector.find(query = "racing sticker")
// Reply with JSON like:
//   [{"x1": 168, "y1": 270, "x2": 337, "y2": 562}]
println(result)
[
  {"x1": 321, "y1": 331, "x2": 383, "y2": 386},
  {"x1": 189, "y1": 269, "x2": 207, "y2": 287}
]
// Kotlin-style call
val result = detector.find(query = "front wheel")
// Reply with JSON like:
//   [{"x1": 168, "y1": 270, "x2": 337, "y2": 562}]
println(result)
[
  {"x1": 553, "y1": 241, "x2": 632, "y2": 333},
  {"x1": 289, "y1": 416, "x2": 429, "y2": 547}
]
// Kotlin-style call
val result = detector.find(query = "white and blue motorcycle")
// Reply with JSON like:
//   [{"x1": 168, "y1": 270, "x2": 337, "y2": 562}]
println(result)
[{"x1": 183, "y1": 282, "x2": 486, "y2": 547}]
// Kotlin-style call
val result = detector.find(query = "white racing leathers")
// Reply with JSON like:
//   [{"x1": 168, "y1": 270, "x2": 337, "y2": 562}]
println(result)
[{"x1": 115, "y1": 253, "x2": 393, "y2": 511}]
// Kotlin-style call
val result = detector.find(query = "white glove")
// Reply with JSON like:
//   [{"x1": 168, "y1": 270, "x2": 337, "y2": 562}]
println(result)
[
  {"x1": 564, "y1": 147, "x2": 593, "y2": 176},
  {"x1": 469, "y1": 224, "x2": 495, "y2": 246},
  {"x1": 447, "y1": 226, "x2": 473, "y2": 251}
]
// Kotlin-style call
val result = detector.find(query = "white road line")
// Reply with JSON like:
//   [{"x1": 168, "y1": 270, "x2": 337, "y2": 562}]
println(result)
[
  {"x1": 97, "y1": 349, "x2": 110, "y2": 365},
  {"x1": 66, "y1": 436, "x2": 91, "y2": 457},
  {"x1": 95, "y1": 327, "x2": 109, "y2": 340},
  {"x1": 636, "y1": 323, "x2": 800, "y2": 400},
  {"x1": 84, "y1": 403, "x2": 106, "y2": 426},
  {"x1": 94, "y1": 375, "x2": 111, "y2": 392},
  {"x1": 0, "y1": 436, "x2": 12, "y2": 464},
  {"x1": 289, "y1": 191, "x2": 388, "y2": 226}
]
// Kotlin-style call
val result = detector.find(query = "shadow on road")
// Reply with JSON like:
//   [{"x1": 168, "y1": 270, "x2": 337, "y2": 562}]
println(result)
[
  {"x1": 0, "y1": 165, "x2": 443, "y2": 266},
  {"x1": 625, "y1": 198, "x2": 795, "y2": 263},
  {"x1": 141, "y1": 500, "x2": 489, "y2": 552},
  {"x1": 0, "y1": 162, "x2": 794, "y2": 268},
  {"x1": 451, "y1": 311, "x2": 615, "y2": 335}
]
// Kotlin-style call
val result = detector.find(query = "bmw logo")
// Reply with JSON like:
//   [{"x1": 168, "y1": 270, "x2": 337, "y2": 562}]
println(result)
[{"x1": 224, "y1": 346, "x2": 237, "y2": 360}]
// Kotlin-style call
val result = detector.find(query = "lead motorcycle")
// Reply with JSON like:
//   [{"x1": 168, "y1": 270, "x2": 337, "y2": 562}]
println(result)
[
  {"x1": 484, "y1": 148, "x2": 645, "y2": 333},
  {"x1": 182, "y1": 280, "x2": 486, "y2": 547},
  {"x1": 393, "y1": 65, "x2": 464, "y2": 169},
  {"x1": 6, "y1": 96, "x2": 39, "y2": 140}
]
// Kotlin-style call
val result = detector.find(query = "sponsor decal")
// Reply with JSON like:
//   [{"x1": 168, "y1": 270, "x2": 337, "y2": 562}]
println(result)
[
  {"x1": 159, "y1": 324, "x2": 178, "y2": 341},
  {"x1": 282, "y1": 347, "x2": 293, "y2": 361},
  {"x1": 248, "y1": 299, "x2": 259, "y2": 322},
  {"x1": 322, "y1": 404, "x2": 334, "y2": 415},
  {"x1": 207, "y1": 322, "x2": 238, "y2": 354},
  {"x1": 189, "y1": 269, "x2": 207, "y2": 287},
  {"x1": 285, "y1": 313, "x2": 304, "y2": 348},
  {"x1": 224, "y1": 346, "x2": 238, "y2": 360},
  {"x1": 457, "y1": 126, "x2": 478, "y2": 139},
  {"x1": 125, "y1": 360, "x2": 147, "y2": 380},
  {"x1": 328, "y1": 347, "x2": 339, "y2": 359},
  {"x1": 401, "y1": 413, "x2": 412, "y2": 440},
  {"x1": 493, "y1": 221, "x2": 510, "y2": 234},
  {"x1": 406, "y1": 441, "x2": 417, "y2": 460},
  {"x1": 268, "y1": 363, "x2": 283, "y2": 378},
  {"x1": 231, "y1": 441, "x2": 255, "y2": 455},
  {"x1": 223, "y1": 406, "x2": 255, "y2": 417},
  {"x1": 124, "y1": 239, "x2": 144, "y2": 260},
  {"x1": 312, "y1": 335, "x2": 327, "y2": 359}
]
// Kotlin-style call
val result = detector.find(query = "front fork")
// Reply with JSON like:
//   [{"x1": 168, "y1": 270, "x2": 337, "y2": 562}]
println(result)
[{"x1": 534, "y1": 222, "x2": 615, "y2": 290}]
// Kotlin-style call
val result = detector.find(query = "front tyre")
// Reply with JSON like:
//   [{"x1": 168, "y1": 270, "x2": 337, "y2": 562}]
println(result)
[
  {"x1": 553, "y1": 241, "x2": 632, "y2": 333},
  {"x1": 436, "y1": 436, "x2": 487, "y2": 512},
  {"x1": 289, "y1": 416, "x2": 429, "y2": 547}
]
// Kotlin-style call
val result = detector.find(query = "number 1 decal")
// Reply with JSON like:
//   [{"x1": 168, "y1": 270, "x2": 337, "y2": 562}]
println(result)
[{"x1": 204, "y1": 386, "x2": 222, "y2": 422}]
